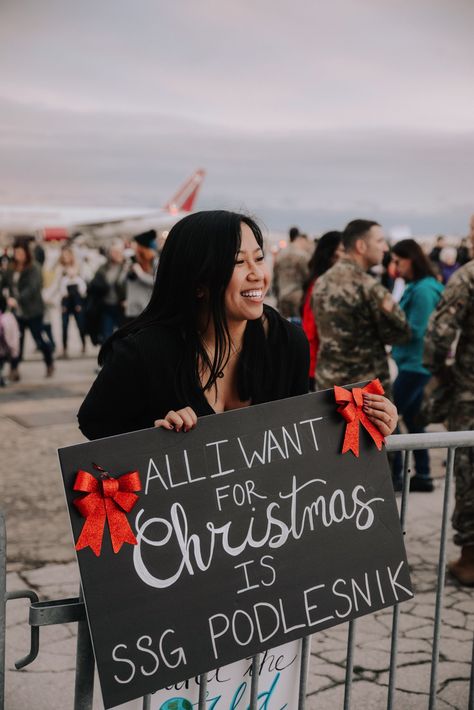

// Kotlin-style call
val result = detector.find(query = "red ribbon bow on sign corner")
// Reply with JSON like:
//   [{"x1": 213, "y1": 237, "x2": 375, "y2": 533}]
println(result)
[
  {"x1": 73, "y1": 468, "x2": 141, "y2": 557},
  {"x1": 334, "y1": 379, "x2": 386, "y2": 457}
]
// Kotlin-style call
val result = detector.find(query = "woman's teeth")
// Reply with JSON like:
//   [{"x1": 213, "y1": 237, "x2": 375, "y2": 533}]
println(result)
[{"x1": 241, "y1": 290, "x2": 262, "y2": 298}]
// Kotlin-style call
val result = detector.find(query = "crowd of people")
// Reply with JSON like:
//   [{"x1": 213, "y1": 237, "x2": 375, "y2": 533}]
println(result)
[
  {"x1": 0, "y1": 229, "x2": 158, "y2": 385},
  {"x1": 273, "y1": 215, "x2": 474, "y2": 586},
  {"x1": 1, "y1": 212, "x2": 473, "y2": 585}
]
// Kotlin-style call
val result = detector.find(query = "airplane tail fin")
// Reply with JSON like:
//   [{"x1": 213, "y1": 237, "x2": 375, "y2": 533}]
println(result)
[{"x1": 164, "y1": 169, "x2": 206, "y2": 214}]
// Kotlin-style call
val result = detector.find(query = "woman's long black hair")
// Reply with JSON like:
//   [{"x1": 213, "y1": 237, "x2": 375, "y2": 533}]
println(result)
[
  {"x1": 303, "y1": 231, "x2": 342, "y2": 292},
  {"x1": 391, "y1": 239, "x2": 437, "y2": 281},
  {"x1": 100, "y1": 210, "x2": 270, "y2": 401}
]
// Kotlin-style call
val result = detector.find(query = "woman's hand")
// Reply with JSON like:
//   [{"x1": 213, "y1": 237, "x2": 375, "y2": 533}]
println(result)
[
  {"x1": 154, "y1": 407, "x2": 198, "y2": 432},
  {"x1": 362, "y1": 393, "x2": 398, "y2": 437}
]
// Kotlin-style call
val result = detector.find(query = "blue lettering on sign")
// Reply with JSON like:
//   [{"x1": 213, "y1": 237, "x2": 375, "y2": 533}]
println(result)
[
  {"x1": 256, "y1": 673, "x2": 286, "y2": 709},
  {"x1": 229, "y1": 682, "x2": 247, "y2": 708},
  {"x1": 158, "y1": 672, "x2": 286, "y2": 709},
  {"x1": 200, "y1": 693, "x2": 221, "y2": 710}
]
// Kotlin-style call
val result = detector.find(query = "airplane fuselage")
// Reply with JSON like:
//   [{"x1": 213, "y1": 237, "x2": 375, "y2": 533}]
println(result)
[{"x1": 0, "y1": 169, "x2": 205, "y2": 237}]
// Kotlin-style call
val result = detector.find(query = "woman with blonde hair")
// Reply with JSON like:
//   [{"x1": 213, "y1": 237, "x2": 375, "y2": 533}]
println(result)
[{"x1": 57, "y1": 246, "x2": 87, "y2": 357}]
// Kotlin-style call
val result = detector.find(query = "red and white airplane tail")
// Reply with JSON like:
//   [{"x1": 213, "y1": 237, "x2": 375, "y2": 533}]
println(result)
[{"x1": 164, "y1": 169, "x2": 206, "y2": 214}]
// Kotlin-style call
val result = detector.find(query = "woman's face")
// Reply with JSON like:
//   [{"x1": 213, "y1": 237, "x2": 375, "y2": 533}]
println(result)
[
  {"x1": 61, "y1": 248, "x2": 74, "y2": 266},
  {"x1": 134, "y1": 243, "x2": 154, "y2": 261},
  {"x1": 108, "y1": 243, "x2": 124, "y2": 264},
  {"x1": 391, "y1": 254, "x2": 413, "y2": 280},
  {"x1": 13, "y1": 246, "x2": 27, "y2": 265},
  {"x1": 224, "y1": 223, "x2": 270, "y2": 324}
]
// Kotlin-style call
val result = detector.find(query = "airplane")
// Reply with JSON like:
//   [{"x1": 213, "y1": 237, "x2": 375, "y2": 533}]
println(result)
[{"x1": 0, "y1": 169, "x2": 205, "y2": 241}]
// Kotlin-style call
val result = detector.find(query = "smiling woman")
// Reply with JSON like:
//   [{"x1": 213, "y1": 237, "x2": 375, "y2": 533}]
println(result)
[
  {"x1": 78, "y1": 210, "x2": 397, "y2": 441},
  {"x1": 77, "y1": 210, "x2": 310, "y2": 439}
]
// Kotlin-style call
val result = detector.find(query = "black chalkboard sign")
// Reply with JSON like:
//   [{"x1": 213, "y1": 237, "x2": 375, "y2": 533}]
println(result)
[{"x1": 59, "y1": 388, "x2": 412, "y2": 709}]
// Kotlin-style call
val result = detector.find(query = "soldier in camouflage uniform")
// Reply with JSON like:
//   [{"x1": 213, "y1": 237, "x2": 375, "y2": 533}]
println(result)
[
  {"x1": 273, "y1": 229, "x2": 310, "y2": 322},
  {"x1": 312, "y1": 219, "x2": 410, "y2": 398},
  {"x1": 424, "y1": 214, "x2": 474, "y2": 586}
]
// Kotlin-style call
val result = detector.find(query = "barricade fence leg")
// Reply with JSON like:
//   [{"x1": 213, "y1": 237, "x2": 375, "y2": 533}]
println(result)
[
  {"x1": 429, "y1": 447, "x2": 456, "y2": 710},
  {"x1": 387, "y1": 449, "x2": 413, "y2": 709},
  {"x1": 298, "y1": 636, "x2": 310, "y2": 710},
  {"x1": 343, "y1": 619, "x2": 356, "y2": 710},
  {"x1": 469, "y1": 632, "x2": 474, "y2": 710},
  {"x1": 250, "y1": 654, "x2": 260, "y2": 709},
  {"x1": 74, "y1": 587, "x2": 94, "y2": 710},
  {"x1": 198, "y1": 672, "x2": 207, "y2": 709}
]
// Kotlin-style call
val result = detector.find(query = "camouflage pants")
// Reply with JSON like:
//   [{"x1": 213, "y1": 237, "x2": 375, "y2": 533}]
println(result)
[{"x1": 449, "y1": 402, "x2": 474, "y2": 547}]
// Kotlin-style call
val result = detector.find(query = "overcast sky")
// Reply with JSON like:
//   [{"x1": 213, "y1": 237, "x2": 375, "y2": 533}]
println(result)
[{"x1": 1, "y1": 0, "x2": 473, "y2": 233}]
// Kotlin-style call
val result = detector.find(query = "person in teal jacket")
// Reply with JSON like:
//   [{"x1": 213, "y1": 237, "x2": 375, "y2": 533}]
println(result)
[{"x1": 391, "y1": 239, "x2": 444, "y2": 491}]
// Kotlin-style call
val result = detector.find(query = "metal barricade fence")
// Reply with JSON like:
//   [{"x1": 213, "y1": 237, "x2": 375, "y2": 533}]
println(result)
[{"x1": 1, "y1": 430, "x2": 474, "y2": 710}]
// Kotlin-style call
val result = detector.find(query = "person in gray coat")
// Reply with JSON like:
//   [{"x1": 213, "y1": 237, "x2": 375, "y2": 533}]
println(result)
[
  {"x1": 5, "y1": 242, "x2": 54, "y2": 380},
  {"x1": 125, "y1": 230, "x2": 158, "y2": 321}
]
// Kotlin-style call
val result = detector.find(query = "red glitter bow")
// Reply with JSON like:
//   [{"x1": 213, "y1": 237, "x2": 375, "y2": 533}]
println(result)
[
  {"x1": 73, "y1": 468, "x2": 141, "y2": 556},
  {"x1": 334, "y1": 379, "x2": 385, "y2": 457}
]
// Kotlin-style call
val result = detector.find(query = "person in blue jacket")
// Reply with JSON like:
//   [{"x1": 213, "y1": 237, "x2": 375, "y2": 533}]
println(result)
[{"x1": 391, "y1": 239, "x2": 444, "y2": 491}]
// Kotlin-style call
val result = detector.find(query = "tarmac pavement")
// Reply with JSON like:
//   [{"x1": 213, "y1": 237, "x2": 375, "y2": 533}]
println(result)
[{"x1": 1, "y1": 344, "x2": 473, "y2": 709}]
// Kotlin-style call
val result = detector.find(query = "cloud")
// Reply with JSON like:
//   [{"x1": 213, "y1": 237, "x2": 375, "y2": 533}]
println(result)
[
  {"x1": 0, "y1": 0, "x2": 473, "y2": 231},
  {"x1": 0, "y1": 0, "x2": 473, "y2": 130}
]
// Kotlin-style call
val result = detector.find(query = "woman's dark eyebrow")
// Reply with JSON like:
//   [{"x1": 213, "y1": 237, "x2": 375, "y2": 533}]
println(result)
[{"x1": 236, "y1": 247, "x2": 264, "y2": 255}]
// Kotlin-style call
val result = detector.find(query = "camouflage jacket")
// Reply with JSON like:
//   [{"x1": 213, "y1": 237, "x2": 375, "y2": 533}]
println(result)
[
  {"x1": 424, "y1": 260, "x2": 474, "y2": 402},
  {"x1": 312, "y1": 259, "x2": 411, "y2": 394},
  {"x1": 273, "y1": 244, "x2": 309, "y2": 318}
]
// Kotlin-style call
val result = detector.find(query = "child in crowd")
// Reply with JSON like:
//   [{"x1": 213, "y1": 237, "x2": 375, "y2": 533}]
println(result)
[{"x1": 0, "y1": 293, "x2": 20, "y2": 386}]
